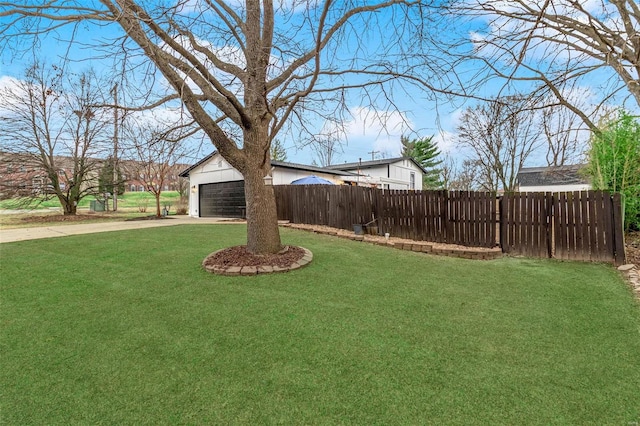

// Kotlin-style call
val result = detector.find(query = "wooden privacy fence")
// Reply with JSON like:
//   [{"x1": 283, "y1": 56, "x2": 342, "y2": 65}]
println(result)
[
  {"x1": 500, "y1": 191, "x2": 625, "y2": 264},
  {"x1": 274, "y1": 185, "x2": 626, "y2": 264},
  {"x1": 274, "y1": 185, "x2": 496, "y2": 247},
  {"x1": 274, "y1": 185, "x2": 378, "y2": 232},
  {"x1": 378, "y1": 189, "x2": 496, "y2": 247}
]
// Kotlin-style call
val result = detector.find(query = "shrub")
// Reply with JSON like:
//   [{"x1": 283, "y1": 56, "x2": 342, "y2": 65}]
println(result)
[
  {"x1": 175, "y1": 202, "x2": 188, "y2": 215},
  {"x1": 585, "y1": 110, "x2": 640, "y2": 231}
]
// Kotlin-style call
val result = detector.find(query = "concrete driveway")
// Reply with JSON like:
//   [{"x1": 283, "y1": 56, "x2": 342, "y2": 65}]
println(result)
[{"x1": 0, "y1": 216, "x2": 236, "y2": 244}]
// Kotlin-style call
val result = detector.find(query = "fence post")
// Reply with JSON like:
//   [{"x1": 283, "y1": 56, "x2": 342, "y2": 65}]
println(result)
[
  {"x1": 611, "y1": 192, "x2": 626, "y2": 265},
  {"x1": 545, "y1": 192, "x2": 553, "y2": 259},
  {"x1": 498, "y1": 195, "x2": 504, "y2": 252},
  {"x1": 442, "y1": 190, "x2": 451, "y2": 244}
]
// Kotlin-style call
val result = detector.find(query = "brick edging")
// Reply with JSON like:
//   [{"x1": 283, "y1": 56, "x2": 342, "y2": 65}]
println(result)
[
  {"x1": 202, "y1": 246, "x2": 313, "y2": 276},
  {"x1": 281, "y1": 224, "x2": 502, "y2": 261}
]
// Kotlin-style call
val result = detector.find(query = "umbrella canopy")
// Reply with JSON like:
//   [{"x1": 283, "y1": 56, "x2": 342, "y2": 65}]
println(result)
[{"x1": 290, "y1": 175, "x2": 335, "y2": 185}]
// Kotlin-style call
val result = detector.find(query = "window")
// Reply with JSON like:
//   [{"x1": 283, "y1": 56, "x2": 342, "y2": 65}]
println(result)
[
  {"x1": 410, "y1": 172, "x2": 415, "y2": 190},
  {"x1": 138, "y1": 185, "x2": 144, "y2": 192},
  {"x1": 130, "y1": 185, "x2": 136, "y2": 192}
]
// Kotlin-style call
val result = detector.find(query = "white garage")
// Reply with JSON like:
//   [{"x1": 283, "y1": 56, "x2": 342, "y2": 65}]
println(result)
[{"x1": 179, "y1": 152, "x2": 356, "y2": 218}]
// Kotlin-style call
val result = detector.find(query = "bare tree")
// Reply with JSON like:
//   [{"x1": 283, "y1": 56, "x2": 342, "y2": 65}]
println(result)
[
  {"x1": 0, "y1": 1, "x2": 457, "y2": 254},
  {"x1": 312, "y1": 132, "x2": 343, "y2": 167},
  {"x1": 449, "y1": 159, "x2": 483, "y2": 191},
  {"x1": 439, "y1": 154, "x2": 456, "y2": 190},
  {"x1": 122, "y1": 117, "x2": 197, "y2": 218},
  {"x1": 0, "y1": 63, "x2": 109, "y2": 214},
  {"x1": 541, "y1": 103, "x2": 585, "y2": 167},
  {"x1": 445, "y1": 1, "x2": 640, "y2": 131},
  {"x1": 456, "y1": 96, "x2": 543, "y2": 192}
]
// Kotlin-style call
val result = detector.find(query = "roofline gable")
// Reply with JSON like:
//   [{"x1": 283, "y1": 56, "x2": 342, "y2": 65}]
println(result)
[
  {"x1": 179, "y1": 152, "x2": 359, "y2": 177},
  {"x1": 326, "y1": 156, "x2": 426, "y2": 173}
]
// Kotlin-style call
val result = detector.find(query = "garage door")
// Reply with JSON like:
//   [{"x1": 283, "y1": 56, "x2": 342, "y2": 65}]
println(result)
[{"x1": 199, "y1": 181, "x2": 246, "y2": 218}]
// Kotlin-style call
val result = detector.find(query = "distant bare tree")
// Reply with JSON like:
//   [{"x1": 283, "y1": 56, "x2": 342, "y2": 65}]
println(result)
[
  {"x1": 440, "y1": 156, "x2": 483, "y2": 191},
  {"x1": 439, "y1": 154, "x2": 457, "y2": 190},
  {"x1": 123, "y1": 117, "x2": 197, "y2": 218},
  {"x1": 452, "y1": 159, "x2": 483, "y2": 191},
  {"x1": 0, "y1": 63, "x2": 109, "y2": 214},
  {"x1": 456, "y1": 96, "x2": 543, "y2": 192},
  {"x1": 541, "y1": 103, "x2": 585, "y2": 167},
  {"x1": 312, "y1": 132, "x2": 343, "y2": 167}
]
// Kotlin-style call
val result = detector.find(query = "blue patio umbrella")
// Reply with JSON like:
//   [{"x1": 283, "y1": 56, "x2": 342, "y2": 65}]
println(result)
[{"x1": 290, "y1": 175, "x2": 335, "y2": 185}]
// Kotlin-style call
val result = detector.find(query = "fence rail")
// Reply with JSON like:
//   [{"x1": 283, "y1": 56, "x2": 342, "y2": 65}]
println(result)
[{"x1": 274, "y1": 185, "x2": 625, "y2": 264}]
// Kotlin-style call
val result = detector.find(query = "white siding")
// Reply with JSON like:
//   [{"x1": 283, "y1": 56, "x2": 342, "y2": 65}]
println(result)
[
  {"x1": 339, "y1": 160, "x2": 424, "y2": 190},
  {"x1": 519, "y1": 184, "x2": 591, "y2": 193},
  {"x1": 388, "y1": 160, "x2": 423, "y2": 190},
  {"x1": 186, "y1": 154, "x2": 243, "y2": 217}
]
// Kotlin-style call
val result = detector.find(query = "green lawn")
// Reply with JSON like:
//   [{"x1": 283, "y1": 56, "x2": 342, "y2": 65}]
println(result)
[
  {"x1": 1, "y1": 225, "x2": 639, "y2": 424},
  {"x1": 0, "y1": 191, "x2": 182, "y2": 210}
]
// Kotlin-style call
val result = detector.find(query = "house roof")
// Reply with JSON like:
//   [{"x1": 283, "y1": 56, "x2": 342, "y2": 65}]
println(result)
[
  {"x1": 178, "y1": 152, "x2": 216, "y2": 177},
  {"x1": 517, "y1": 164, "x2": 589, "y2": 187},
  {"x1": 179, "y1": 152, "x2": 358, "y2": 177},
  {"x1": 326, "y1": 156, "x2": 426, "y2": 173},
  {"x1": 271, "y1": 160, "x2": 358, "y2": 176}
]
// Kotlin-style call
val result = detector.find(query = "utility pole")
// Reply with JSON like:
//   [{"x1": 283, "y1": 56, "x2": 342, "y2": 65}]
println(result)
[
  {"x1": 112, "y1": 83, "x2": 119, "y2": 212},
  {"x1": 367, "y1": 150, "x2": 379, "y2": 161}
]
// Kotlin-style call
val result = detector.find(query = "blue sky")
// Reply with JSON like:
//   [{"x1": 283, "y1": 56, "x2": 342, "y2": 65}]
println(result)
[
  {"x1": 0, "y1": 1, "x2": 629, "y2": 168},
  {"x1": 0, "y1": 2, "x2": 471, "y2": 167}
]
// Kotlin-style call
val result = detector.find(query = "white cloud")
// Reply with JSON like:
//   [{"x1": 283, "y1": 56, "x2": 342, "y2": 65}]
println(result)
[
  {"x1": 335, "y1": 107, "x2": 413, "y2": 160},
  {"x1": 433, "y1": 130, "x2": 456, "y2": 153},
  {"x1": 0, "y1": 75, "x2": 21, "y2": 91}
]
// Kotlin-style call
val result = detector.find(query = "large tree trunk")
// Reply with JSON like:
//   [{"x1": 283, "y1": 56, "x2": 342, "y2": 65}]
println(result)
[
  {"x1": 60, "y1": 197, "x2": 77, "y2": 215},
  {"x1": 243, "y1": 160, "x2": 282, "y2": 255},
  {"x1": 237, "y1": 114, "x2": 282, "y2": 255}
]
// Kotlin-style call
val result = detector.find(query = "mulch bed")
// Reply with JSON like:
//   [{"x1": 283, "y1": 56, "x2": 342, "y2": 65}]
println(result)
[
  {"x1": 19, "y1": 214, "x2": 117, "y2": 223},
  {"x1": 203, "y1": 245, "x2": 306, "y2": 269}
]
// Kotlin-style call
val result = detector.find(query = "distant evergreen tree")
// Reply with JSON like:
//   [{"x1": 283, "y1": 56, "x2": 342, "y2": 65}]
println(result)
[
  {"x1": 401, "y1": 135, "x2": 443, "y2": 189},
  {"x1": 270, "y1": 139, "x2": 288, "y2": 161},
  {"x1": 98, "y1": 157, "x2": 125, "y2": 195}
]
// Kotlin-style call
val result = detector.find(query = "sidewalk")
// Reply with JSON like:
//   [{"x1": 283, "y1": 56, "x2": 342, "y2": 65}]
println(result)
[{"x1": 0, "y1": 216, "x2": 235, "y2": 244}]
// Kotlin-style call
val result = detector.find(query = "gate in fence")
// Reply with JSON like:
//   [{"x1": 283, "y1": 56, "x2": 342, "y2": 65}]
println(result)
[{"x1": 500, "y1": 191, "x2": 625, "y2": 264}]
